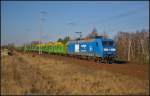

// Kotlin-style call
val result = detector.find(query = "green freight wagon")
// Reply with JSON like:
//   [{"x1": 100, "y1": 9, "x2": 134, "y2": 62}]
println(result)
[
  {"x1": 23, "y1": 42, "x2": 67, "y2": 55},
  {"x1": 45, "y1": 42, "x2": 67, "y2": 55}
]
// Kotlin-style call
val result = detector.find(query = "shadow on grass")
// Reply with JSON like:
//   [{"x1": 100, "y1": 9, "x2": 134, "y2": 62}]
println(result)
[{"x1": 114, "y1": 60, "x2": 129, "y2": 64}]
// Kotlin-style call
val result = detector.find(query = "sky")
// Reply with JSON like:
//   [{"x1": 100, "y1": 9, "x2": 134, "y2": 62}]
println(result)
[{"x1": 1, "y1": 1, "x2": 149, "y2": 46}]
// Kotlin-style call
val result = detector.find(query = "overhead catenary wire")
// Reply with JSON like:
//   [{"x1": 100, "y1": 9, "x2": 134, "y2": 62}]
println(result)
[
  {"x1": 96, "y1": 6, "x2": 147, "y2": 26},
  {"x1": 95, "y1": 6, "x2": 148, "y2": 36},
  {"x1": 37, "y1": 7, "x2": 147, "y2": 44}
]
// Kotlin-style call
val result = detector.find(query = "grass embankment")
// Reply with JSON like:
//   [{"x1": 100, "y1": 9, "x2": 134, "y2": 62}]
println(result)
[{"x1": 1, "y1": 51, "x2": 149, "y2": 95}]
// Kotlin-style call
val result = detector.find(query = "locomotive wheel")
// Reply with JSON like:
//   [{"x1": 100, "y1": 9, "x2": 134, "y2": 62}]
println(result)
[
  {"x1": 95, "y1": 57, "x2": 101, "y2": 64},
  {"x1": 108, "y1": 59, "x2": 113, "y2": 64},
  {"x1": 109, "y1": 58, "x2": 114, "y2": 64},
  {"x1": 99, "y1": 58, "x2": 102, "y2": 63},
  {"x1": 95, "y1": 57, "x2": 99, "y2": 62}
]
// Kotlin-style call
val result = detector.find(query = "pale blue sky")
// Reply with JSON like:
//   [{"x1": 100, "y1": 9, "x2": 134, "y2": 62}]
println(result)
[{"x1": 1, "y1": 1, "x2": 149, "y2": 46}]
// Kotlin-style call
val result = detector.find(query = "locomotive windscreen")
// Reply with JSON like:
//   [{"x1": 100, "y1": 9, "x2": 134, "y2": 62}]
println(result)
[{"x1": 102, "y1": 41, "x2": 113, "y2": 46}]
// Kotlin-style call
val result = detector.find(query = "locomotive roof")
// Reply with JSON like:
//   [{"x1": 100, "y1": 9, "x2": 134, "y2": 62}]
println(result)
[{"x1": 67, "y1": 37, "x2": 113, "y2": 44}]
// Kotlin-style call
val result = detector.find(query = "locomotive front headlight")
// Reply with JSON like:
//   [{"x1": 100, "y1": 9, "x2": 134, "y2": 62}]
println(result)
[
  {"x1": 104, "y1": 48, "x2": 108, "y2": 51},
  {"x1": 110, "y1": 48, "x2": 116, "y2": 51}
]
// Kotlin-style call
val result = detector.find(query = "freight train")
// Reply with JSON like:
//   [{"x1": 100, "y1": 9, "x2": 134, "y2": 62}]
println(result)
[{"x1": 23, "y1": 36, "x2": 117, "y2": 63}]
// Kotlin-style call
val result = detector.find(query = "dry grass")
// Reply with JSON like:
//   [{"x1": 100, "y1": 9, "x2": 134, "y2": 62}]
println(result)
[{"x1": 1, "y1": 52, "x2": 149, "y2": 95}]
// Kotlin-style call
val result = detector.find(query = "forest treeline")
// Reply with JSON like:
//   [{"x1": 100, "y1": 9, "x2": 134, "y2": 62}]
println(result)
[{"x1": 115, "y1": 29, "x2": 149, "y2": 64}]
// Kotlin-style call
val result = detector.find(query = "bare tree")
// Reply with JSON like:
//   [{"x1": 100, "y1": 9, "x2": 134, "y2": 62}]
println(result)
[
  {"x1": 86, "y1": 27, "x2": 99, "y2": 38},
  {"x1": 115, "y1": 29, "x2": 149, "y2": 64}
]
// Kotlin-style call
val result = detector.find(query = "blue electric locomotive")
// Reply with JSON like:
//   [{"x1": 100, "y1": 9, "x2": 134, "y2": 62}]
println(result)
[{"x1": 67, "y1": 36, "x2": 117, "y2": 63}]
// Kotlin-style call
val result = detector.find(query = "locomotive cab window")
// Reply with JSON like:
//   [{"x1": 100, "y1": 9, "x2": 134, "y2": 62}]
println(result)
[{"x1": 102, "y1": 41, "x2": 113, "y2": 46}]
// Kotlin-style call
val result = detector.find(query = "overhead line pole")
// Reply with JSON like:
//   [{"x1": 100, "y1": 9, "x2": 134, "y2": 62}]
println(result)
[
  {"x1": 39, "y1": 12, "x2": 42, "y2": 55},
  {"x1": 39, "y1": 11, "x2": 47, "y2": 55},
  {"x1": 24, "y1": 28, "x2": 30, "y2": 52}
]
